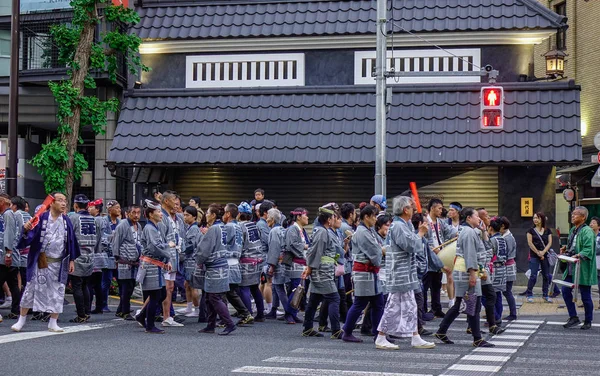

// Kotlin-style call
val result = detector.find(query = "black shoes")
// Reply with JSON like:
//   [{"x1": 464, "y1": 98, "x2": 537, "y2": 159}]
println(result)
[
  {"x1": 69, "y1": 316, "x2": 87, "y2": 323},
  {"x1": 434, "y1": 333, "x2": 454, "y2": 344},
  {"x1": 418, "y1": 328, "x2": 433, "y2": 336},
  {"x1": 473, "y1": 339, "x2": 495, "y2": 348},
  {"x1": 489, "y1": 325, "x2": 505, "y2": 335},
  {"x1": 563, "y1": 316, "x2": 581, "y2": 329},
  {"x1": 581, "y1": 321, "x2": 592, "y2": 330}
]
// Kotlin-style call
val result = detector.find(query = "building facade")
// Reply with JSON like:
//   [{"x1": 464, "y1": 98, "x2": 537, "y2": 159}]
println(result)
[{"x1": 108, "y1": 0, "x2": 581, "y2": 272}]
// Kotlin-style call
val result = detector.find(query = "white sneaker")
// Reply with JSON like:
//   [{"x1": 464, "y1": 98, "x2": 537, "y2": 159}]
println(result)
[
  {"x1": 0, "y1": 298, "x2": 12, "y2": 309},
  {"x1": 375, "y1": 334, "x2": 400, "y2": 350},
  {"x1": 448, "y1": 298, "x2": 455, "y2": 308},
  {"x1": 185, "y1": 309, "x2": 199, "y2": 317},
  {"x1": 0, "y1": 313, "x2": 3, "y2": 323},
  {"x1": 161, "y1": 317, "x2": 184, "y2": 327},
  {"x1": 412, "y1": 335, "x2": 435, "y2": 349},
  {"x1": 176, "y1": 307, "x2": 192, "y2": 315}
]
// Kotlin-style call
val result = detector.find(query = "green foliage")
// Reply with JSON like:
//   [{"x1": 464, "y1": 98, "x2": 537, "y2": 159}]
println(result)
[
  {"x1": 30, "y1": 139, "x2": 88, "y2": 194},
  {"x1": 31, "y1": 1, "x2": 149, "y2": 194}
]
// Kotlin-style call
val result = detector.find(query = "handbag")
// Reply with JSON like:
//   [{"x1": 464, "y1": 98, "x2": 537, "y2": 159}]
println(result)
[
  {"x1": 281, "y1": 251, "x2": 294, "y2": 267},
  {"x1": 290, "y1": 279, "x2": 306, "y2": 310},
  {"x1": 461, "y1": 289, "x2": 478, "y2": 316},
  {"x1": 533, "y1": 229, "x2": 556, "y2": 266},
  {"x1": 37, "y1": 252, "x2": 49, "y2": 269}
]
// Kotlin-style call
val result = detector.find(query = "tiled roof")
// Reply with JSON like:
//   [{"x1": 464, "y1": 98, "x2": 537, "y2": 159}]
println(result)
[
  {"x1": 108, "y1": 82, "x2": 581, "y2": 165},
  {"x1": 134, "y1": 0, "x2": 566, "y2": 40}
]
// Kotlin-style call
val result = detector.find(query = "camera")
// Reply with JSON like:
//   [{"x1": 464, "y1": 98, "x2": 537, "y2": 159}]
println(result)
[{"x1": 484, "y1": 64, "x2": 493, "y2": 72}]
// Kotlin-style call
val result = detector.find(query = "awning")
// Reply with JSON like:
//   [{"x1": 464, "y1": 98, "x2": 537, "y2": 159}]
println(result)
[{"x1": 109, "y1": 81, "x2": 582, "y2": 166}]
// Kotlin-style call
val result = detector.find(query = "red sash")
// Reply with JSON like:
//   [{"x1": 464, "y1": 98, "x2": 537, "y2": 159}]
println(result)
[{"x1": 352, "y1": 262, "x2": 380, "y2": 274}]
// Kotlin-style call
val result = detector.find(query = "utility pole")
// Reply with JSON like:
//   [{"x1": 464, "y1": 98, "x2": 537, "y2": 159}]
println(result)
[
  {"x1": 7, "y1": 0, "x2": 19, "y2": 196},
  {"x1": 374, "y1": 0, "x2": 387, "y2": 197}
]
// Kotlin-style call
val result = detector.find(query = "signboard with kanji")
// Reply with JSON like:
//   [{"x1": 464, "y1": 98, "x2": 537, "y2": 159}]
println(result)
[{"x1": 521, "y1": 197, "x2": 533, "y2": 217}]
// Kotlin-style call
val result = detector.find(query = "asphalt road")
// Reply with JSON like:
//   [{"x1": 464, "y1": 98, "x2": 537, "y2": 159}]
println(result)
[{"x1": 0, "y1": 298, "x2": 597, "y2": 376}]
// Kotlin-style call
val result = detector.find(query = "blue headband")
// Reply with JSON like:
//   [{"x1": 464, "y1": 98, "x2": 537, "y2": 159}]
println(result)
[
  {"x1": 449, "y1": 204, "x2": 462, "y2": 211},
  {"x1": 238, "y1": 201, "x2": 252, "y2": 214}
]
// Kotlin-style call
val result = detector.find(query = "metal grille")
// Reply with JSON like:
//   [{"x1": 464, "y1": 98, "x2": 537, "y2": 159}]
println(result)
[{"x1": 18, "y1": 10, "x2": 127, "y2": 81}]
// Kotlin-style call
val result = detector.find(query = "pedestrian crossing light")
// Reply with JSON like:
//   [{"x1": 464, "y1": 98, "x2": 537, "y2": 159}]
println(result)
[{"x1": 480, "y1": 86, "x2": 504, "y2": 129}]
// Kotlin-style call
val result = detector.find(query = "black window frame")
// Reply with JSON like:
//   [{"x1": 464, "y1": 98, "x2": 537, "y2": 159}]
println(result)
[{"x1": 555, "y1": 1, "x2": 567, "y2": 50}]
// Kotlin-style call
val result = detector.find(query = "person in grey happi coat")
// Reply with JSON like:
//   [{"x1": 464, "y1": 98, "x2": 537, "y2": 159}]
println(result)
[
  {"x1": 196, "y1": 204, "x2": 236, "y2": 336},
  {"x1": 500, "y1": 216, "x2": 518, "y2": 321},
  {"x1": 223, "y1": 203, "x2": 253, "y2": 325},
  {"x1": 284, "y1": 207, "x2": 310, "y2": 321},
  {"x1": 176, "y1": 205, "x2": 203, "y2": 318},
  {"x1": 10, "y1": 197, "x2": 32, "y2": 291},
  {"x1": 376, "y1": 196, "x2": 435, "y2": 350},
  {"x1": 435, "y1": 207, "x2": 495, "y2": 348},
  {"x1": 135, "y1": 200, "x2": 171, "y2": 334},
  {"x1": 301, "y1": 206, "x2": 342, "y2": 339},
  {"x1": 68, "y1": 194, "x2": 98, "y2": 323},
  {"x1": 266, "y1": 208, "x2": 296, "y2": 324},
  {"x1": 257, "y1": 201, "x2": 279, "y2": 319},
  {"x1": 237, "y1": 201, "x2": 266, "y2": 321},
  {"x1": 1, "y1": 195, "x2": 25, "y2": 318},
  {"x1": 112, "y1": 204, "x2": 142, "y2": 320},
  {"x1": 342, "y1": 205, "x2": 384, "y2": 343},
  {"x1": 159, "y1": 191, "x2": 186, "y2": 327}
]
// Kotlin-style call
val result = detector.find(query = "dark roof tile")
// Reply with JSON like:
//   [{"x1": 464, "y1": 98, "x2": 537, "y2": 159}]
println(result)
[
  {"x1": 109, "y1": 83, "x2": 581, "y2": 165},
  {"x1": 134, "y1": 0, "x2": 565, "y2": 40}
]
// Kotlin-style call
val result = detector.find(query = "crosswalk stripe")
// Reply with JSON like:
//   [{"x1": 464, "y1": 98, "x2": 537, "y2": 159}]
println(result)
[
  {"x1": 487, "y1": 341, "x2": 525, "y2": 347},
  {"x1": 263, "y1": 357, "x2": 448, "y2": 370},
  {"x1": 290, "y1": 348, "x2": 459, "y2": 360},
  {"x1": 0, "y1": 320, "x2": 124, "y2": 344},
  {"x1": 502, "y1": 329, "x2": 536, "y2": 334},
  {"x1": 511, "y1": 320, "x2": 544, "y2": 324},
  {"x1": 545, "y1": 321, "x2": 600, "y2": 327},
  {"x1": 232, "y1": 366, "x2": 433, "y2": 376},
  {"x1": 490, "y1": 335, "x2": 530, "y2": 340},
  {"x1": 461, "y1": 355, "x2": 511, "y2": 362},
  {"x1": 472, "y1": 347, "x2": 518, "y2": 354},
  {"x1": 505, "y1": 324, "x2": 540, "y2": 329},
  {"x1": 448, "y1": 364, "x2": 502, "y2": 372}
]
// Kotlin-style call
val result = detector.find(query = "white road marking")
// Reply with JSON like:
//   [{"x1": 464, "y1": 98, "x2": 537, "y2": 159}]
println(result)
[
  {"x1": 289, "y1": 347, "x2": 459, "y2": 360},
  {"x1": 448, "y1": 364, "x2": 502, "y2": 372},
  {"x1": 461, "y1": 354, "x2": 511, "y2": 362},
  {"x1": 232, "y1": 366, "x2": 433, "y2": 376},
  {"x1": 0, "y1": 320, "x2": 124, "y2": 345},
  {"x1": 545, "y1": 321, "x2": 600, "y2": 327},
  {"x1": 503, "y1": 329, "x2": 536, "y2": 334},
  {"x1": 487, "y1": 341, "x2": 525, "y2": 347},
  {"x1": 511, "y1": 320, "x2": 544, "y2": 324},
  {"x1": 491, "y1": 335, "x2": 530, "y2": 340},
  {"x1": 262, "y1": 357, "x2": 446, "y2": 370},
  {"x1": 505, "y1": 324, "x2": 540, "y2": 329},
  {"x1": 473, "y1": 347, "x2": 518, "y2": 354}
]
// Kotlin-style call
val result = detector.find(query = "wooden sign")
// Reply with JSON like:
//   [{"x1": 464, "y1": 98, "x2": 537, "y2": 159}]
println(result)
[{"x1": 521, "y1": 197, "x2": 533, "y2": 217}]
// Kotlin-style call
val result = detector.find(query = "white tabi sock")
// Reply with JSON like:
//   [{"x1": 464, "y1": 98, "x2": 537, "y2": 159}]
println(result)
[
  {"x1": 187, "y1": 302, "x2": 193, "y2": 310},
  {"x1": 48, "y1": 317, "x2": 61, "y2": 330},
  {"x1": 266, "y1": 303, "x2": 272, "y2": 311},
  {"x1": 12, "y1": 315, "x2": 27, "y2": 330}
]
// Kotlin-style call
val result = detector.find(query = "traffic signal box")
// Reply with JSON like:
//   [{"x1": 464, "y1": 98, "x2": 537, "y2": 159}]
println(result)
[{"x1": 480, "y1": 86, "x2": 504, "y2": 129}]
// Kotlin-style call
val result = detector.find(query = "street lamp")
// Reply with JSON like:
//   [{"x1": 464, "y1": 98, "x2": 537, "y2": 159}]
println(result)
[{"x1": 544, "y1": 48, "x2": 567, "y2": 77}]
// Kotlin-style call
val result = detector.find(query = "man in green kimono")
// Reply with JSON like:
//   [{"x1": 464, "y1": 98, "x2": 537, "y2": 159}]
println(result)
[{"x1": 561, "y1": 206, "x2": 597, "y2": 330}]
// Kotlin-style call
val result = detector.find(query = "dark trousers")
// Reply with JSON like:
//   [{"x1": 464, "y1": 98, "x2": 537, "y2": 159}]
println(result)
[
  {"x1": 303, "y1": 292, "x2": 340, "y2": 332},
  {"x1": 563, "y1": 276, "x2": 594, "y2": 323},
  {"x1": 101, "y1": 269, "x2": 113, "y2": 310},
  {"x1": 89, "y1": 272, "x2": 105, "y2": 311},
  {"x1": 206, "y1": 292, "x2": 234, "y2": 329},
  {"x1": 0, "y1": 265, "x2": 20, "y2": 314},
  {"x1": 117, "y1": 279, "x2": 135, "y2": 315},
  {"x1": 525, "y1": 257, "x2": 550, "y2": 297},
  {"x1": 19, "y1": 266, "x2": 27, "y2": 291},
  {"x1": 140, "y1": 287, "x2": 166, "y2": 330},
  {"x1": 481, "y1": 284, "x2": 497, "y2": 327},
  {"x1": 71, "y1": 275, "x2": 90, "y2": 318},
  {"x1": 503, "y1": 281, "x2": 517, "y2": 317},
  {"x1": 239, "y1": 284, "x2": 265, "y2": 318},
  {"x1": 226, "y1": 284, "x2": 250, "y2": 317},
  {"x1": 414, "y1": 290, "x2": 425, "y2": 331},
  {"x1": 343, "y1": 294, "x2": 384, "y2": 335},
  {"x1": 439, "y1": 296, "x2": 482, "y2": 341},
  {"x1": 198, "y1": 290, "x2": 208, "y2": 322},
  {"x1": 319, "y1": 289, "x2": 348, "y2": 327},
  {"x1": 286, "y1": 278, "x2": 302, "y2": 316},
  {"x1": 423, "y1": 271, "x2": 443, "y2": 313},
  {"x1": 273, "y1": 283, "x2": 294, "y2": 317}
]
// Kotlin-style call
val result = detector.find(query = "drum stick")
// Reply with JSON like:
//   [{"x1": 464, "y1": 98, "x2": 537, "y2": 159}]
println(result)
[
  {"x1": 346, "y1": 289, "x2": 354, "y2": 295},
  {"x1": 432, "y1": 236, "x2": 458, "y2": 252},
  {"x1": 409, "y1": 182, "x2": 422, "y2": 213},
  {"x1": 29, "y1": 194, "x2": 55, "y2": 229}
]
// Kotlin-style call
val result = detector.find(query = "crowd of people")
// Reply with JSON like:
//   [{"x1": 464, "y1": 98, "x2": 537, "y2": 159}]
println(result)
[{"x1": 0, "y1": 188, "x2": 597, "y2": 347}]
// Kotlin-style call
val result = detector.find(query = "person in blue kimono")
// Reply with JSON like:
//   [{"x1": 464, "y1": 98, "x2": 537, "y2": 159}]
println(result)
[{"x1": 10, "y1": 192, "x2": 79, "y2": 333}]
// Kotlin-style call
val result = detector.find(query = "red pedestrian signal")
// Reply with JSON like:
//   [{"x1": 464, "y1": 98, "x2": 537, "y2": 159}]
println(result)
[{"x1": 480, "y1": 86, "x2": 504, "y2": 129}]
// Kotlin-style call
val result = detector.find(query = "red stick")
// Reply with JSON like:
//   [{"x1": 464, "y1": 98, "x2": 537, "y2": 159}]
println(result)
[
  {"x1": 409, "y1": 182, "x2": 422, "y2": 213},
  {"x1": 29, "y1": 195, "x2": 55, "y2": 229}
]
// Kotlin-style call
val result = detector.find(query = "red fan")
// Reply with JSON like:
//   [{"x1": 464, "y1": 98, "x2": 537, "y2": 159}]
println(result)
[{"x1": 29, "y1": 195, "x2": 55, "y2": 229}]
